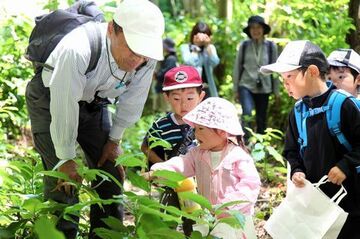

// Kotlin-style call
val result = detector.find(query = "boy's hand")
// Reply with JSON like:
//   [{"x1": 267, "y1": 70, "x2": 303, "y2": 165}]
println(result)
[
  {"x1": 328, "y1": 166, "x2": 346, "y2": 185},
  {"x1": 292, "y1": 172, "x2": 306, "y2": 187}
]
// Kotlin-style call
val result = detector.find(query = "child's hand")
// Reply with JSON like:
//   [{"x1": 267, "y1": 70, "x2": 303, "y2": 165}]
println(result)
[
  {"x1": 292, "y1": 172, "x2": 306, "y2": 187},
  {"x1": 328, "y1": 166, "x2": 346, "y2": 185},
  {"x1": 141, "y1": 171, "x2": 154, "y2": 181}
]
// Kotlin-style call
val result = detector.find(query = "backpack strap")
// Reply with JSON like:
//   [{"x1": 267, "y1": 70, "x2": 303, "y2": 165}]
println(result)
[
  {"x1": 238, "y1": 40, "x2": 250, "y2": 82},
  {"x1": 294, "y1": 100, "x2": 308, "y2": 158},
  {"x1": 84, "y1": 22, "x2": 102, "y2": 74},
  {"x1": 294, "y1": 100, "x2": 330, "y2": 158},
  {"x1": 326, "y1": 90, "x2": 353, "y2": 152},
  {"x1": 266, "y1": 40, "x2": 274, "y2": 65}
]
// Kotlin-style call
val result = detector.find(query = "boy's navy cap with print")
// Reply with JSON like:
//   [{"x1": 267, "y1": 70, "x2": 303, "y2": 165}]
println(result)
[
  {"x1": 260, "y1": 40, "x2": 329, "y2": 74},
  {"x1": 162, "y1": 66, "x2": 203, "y2": 91},
  {"x1": 327, "y1": 49, "x2": 360, "y2": 73}
]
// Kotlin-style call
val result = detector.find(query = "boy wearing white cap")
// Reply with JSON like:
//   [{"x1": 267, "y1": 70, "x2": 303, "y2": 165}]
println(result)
[
  {"x1": 25, "y1": 0, "x2": 164, "y2": 237},
  {"x1": 261, "y1": 40, "x2": 360, "y2": 238},
  {"x1": 147, "y1": 97, "x2": 260, "y2": 239},
  {"x1": 327, "y1": 48, "x2": 360, "y2": 98}
]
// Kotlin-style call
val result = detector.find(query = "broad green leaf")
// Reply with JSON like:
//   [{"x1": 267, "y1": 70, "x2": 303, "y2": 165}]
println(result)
[
  {"x1": 34, "y1": 216, "x2": 65, "y2": 239},
  {"x1": 147, "y1": 227, "x2": 186, "y2": 239},
  {"x1": 126, "y1": 170, "x2": 151, "y2": 192},
  {"x1": 177, "y1": 192, "x2": 212, "y2": 210},
  {"x1": 213, "y1": 200, "x2": 247, "y2": 212},
  {"x1": 22, "y1": 198, "x2": 48, "y2": 214},
  {"x1": 152, "y1": 170, "x2": 186, "y2": 182},
  {"x1": 116, "y1": 153, "x2": 147, "y2": 168},
  {"x1": 266, "y1": 145, "x2": 285, "y2": 165},
  {"x1": 101, "y1": 216, "x2": 129, "y2": 232},
  {"x1": 138, "y1": 204, "x2": 182, "y2": 223},
  {"x1": 93, "y1": 228, "x2": 127, "y2": 239}
]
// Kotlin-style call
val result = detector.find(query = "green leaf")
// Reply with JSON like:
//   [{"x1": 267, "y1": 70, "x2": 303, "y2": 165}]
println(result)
[
  {"x1": 127, "y1": 170, "x2": 151, "y2": 192},
  {"x1": 152, "y1": 170, "x2": 186, "y2": 182},
  {"x1": 177, "y1": 192, "x2": 212, "y2": 210},
  {"x1": 266, "y1": 145, "x2": 285, "y2": 165},
  {"x1": 139, "y1": 213, "x2": 168, "y2": 233},
  {"x1": 213, "y1": 200, "x2": 247, "y2": 212},
  {"x1": 34, "y1": 216, "x2": 65, "y2": 239},
  {"x1": 116, "y1": 153, "x2": 147, "y2": 168},
  {"x1": 22, "y1": 198, "x2": 49, "y2": 214},
  {"x1": 138, "y1": 204, "x2": 182, "y2": 223},
  {"x1": 147, "y1": 227, "x2": 186, "y2": 239},
  {"x1": 38, "y1": 170, "x2": 71, "y2": 181},
  {"x1": 101, "y1": 216, "x2": 129, "y2": 232},
  {"x1": 93, "y1": 228, "x2": 127, "y2": 239}
]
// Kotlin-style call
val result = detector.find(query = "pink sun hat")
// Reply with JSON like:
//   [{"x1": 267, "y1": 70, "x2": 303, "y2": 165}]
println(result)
[{"x1": 183, "y1": 97, "x2": 244, "y2": 136}]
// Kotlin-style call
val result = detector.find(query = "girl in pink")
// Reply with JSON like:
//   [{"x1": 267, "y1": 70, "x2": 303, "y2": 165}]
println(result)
[{"x1": 150, "y1": 97, "x2": 261, "y2": 238}]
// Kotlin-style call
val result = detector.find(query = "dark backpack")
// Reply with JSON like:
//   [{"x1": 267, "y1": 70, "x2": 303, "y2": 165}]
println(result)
[{"x1": 25, "y1": 1, "x2": 105, "y2": 74}]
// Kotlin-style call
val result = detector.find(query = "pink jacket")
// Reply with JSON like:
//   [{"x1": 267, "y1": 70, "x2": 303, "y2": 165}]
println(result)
[{"x1": 151, "y1": 143, "x2": 261, "y2": 215}]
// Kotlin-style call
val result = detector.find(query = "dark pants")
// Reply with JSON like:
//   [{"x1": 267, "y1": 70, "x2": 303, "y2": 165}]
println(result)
[
  {"x1": 238, "y1": 86, "x2": 270, "y2": 136},
  {"x1": 337, "y1": 214, "x2": 360, "y2": 239},
  {"x1": 160, "y1": 187, "x2": 195, "y2": 236},
  {"x1": 25, "y1": 73, "x2": 123, "y2": 239}
]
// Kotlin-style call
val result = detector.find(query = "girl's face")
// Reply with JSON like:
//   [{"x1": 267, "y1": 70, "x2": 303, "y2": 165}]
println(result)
[
  {"x1": 194, "y1": 124, "x2": 227, "y2": 151},
  {"x1": 249, "y1": 23, "x2": 264, "y2": 40},
  {"x1": 327, "y1": 67, "x2": 359, "y2": 97},
  {"x1": 164, "y1": 88, "x2": 205, "y2": 123}
]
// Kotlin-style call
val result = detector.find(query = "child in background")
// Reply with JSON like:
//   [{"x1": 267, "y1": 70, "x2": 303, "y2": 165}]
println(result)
[
  {"x1": 260, "y1": 40, "x2": 360, "y2": 238},
  {"x1": 141, "y1": 65, "x2": 205, "y2": 236},
  {"x1": 327, "y1": 48, "x2": 360, "y2": 98},
  {"x1": 148, "y1": 97, "x2": 261, "y2": 239}
]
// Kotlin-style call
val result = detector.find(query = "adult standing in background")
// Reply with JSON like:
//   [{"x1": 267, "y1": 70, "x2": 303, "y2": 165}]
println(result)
[
  {"x1": 233, "y1": 15, "x2": 278, "y2": 137},
  {"x1": 153, "y1": 37, "x2": 178, "y2": 111},
  {"x1": 25, "y1": 0, "x2": 164, "y2": 238},
  {"x1": 180, "y1": 21, "x2": 220, "y2": 97}
]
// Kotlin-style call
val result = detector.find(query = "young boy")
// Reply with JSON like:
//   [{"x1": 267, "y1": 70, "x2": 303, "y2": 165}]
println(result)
[
  {"x1": 327, "y1": 48, "x2": 360, "y2": 98},
  {"x1": 260, "y1": 40, "x2": 360, "y2": 238},
  {"x1": 141, "y1": 65, "x2": 205, "y2": 236}
]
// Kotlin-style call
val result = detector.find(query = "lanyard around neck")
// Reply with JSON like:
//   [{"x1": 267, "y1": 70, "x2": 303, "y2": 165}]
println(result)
[{"x1": 251, "y1": 41, "x2": 263, "y2": 67}]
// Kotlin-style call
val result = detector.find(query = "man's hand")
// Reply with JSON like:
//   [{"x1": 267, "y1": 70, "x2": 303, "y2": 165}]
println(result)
[
  {"x1": 98, "y1": 140, "x2": 121, "y2": 167},
  {"x1": 292, "y1": 172, "x2": 306, "y2": 187},
  {"x1": 56, "y1": 160, "x2": 82, "y2": 196},
  {"x1": 328, "y1": 166, "x2": 346, "y2": 185},
  {"x1": 97, "y1": 140, "x2": 125, "y2": 182}
]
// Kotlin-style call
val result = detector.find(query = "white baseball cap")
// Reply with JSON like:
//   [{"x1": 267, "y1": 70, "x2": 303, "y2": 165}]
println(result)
[
  {"x1": 183, "y1": 97, "x2": 244, "y2": 136},
  {"x1": 113, "y1": 0, "x2": 165, "y2": 61},
  {"x1": 327, "y1": 49, "x2": 360, "y2": 73},
  {"x1": 260, "y1": 40, "x2": 329, "y2": 74}
]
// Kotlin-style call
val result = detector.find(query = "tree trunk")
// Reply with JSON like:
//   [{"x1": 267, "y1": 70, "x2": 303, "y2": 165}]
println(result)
[
  {"x1": 218, "y1": 0, "x2": 233, "y2": 20},
  {"x1": 182, "y1": 0, "x2": 203, "y2": 17},
  {"x1": 347, "y1": 0, "x2": 360, "y2": 52}
]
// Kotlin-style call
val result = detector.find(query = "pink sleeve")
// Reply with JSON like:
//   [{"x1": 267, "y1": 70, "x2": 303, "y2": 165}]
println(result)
[
  {"x1": 150, "y1": 150, "x2": 196, "y2": 177},
  {"x1": 221, "y1": 154, "x2": 261, "y2": 215}
]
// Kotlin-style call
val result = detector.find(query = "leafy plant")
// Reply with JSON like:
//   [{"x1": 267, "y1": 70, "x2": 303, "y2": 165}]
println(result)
[{"x1": 248, "y1": 128, "x2": 287, "y2": 183}]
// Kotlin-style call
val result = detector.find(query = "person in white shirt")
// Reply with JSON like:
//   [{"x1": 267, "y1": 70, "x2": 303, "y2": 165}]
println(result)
[{"x1": 25, "y1": 0, "x2": 164, "y2": 238}]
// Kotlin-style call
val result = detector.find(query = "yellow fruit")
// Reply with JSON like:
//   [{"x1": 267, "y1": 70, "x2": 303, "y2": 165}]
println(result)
[{"x1": 175, "y1": 177, "x2": 196, "y2": 192}]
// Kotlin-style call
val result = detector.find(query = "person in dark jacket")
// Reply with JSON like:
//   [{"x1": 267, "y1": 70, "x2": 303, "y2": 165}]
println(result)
[
  {"x1": 153, "y1": 37, "x2": 178, "y2": 111},
  {"x1": 261, "y1": 40, "x2": 360, "y2": 239}
]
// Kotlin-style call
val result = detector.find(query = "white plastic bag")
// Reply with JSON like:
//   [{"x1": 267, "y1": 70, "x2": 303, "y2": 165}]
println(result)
[{"x1": 265, "y1": 175, "x2": 348, "y2": 239}]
